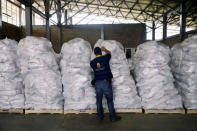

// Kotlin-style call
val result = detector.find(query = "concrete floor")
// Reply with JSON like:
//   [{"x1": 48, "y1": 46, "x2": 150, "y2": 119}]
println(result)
[{"x1": 0, "y1": 113, "x2": 197, "y2": 131}]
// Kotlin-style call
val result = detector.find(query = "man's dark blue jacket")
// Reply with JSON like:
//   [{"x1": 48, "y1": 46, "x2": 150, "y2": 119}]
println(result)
[{"x1": 90, "y1": 54, "x2": 113, "y2": 81}]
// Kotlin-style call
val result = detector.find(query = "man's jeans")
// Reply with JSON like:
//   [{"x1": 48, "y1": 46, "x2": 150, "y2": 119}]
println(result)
[{"x1": 95, "y1": 80, "x2": 116, "y2": 120}]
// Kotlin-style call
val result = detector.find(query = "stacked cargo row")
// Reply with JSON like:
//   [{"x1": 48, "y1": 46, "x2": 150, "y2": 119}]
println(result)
[{"x1": 0, "y1": 35, "x2": 196, "y2": 112}]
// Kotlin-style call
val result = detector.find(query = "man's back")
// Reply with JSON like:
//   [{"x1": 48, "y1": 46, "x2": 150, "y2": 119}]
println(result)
[{"x1": 90, "y1": 54, "x2": 113, "y2": 80}]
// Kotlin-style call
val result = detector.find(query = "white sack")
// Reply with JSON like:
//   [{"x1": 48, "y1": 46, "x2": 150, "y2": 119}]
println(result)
[
  {"x1": 134, "y1": 41, "x2": 182, "y2": 109},
  {"x1": 171, "y1": 35, "x2": 197, "y2": 109},
  {"x1": 60, "y1": 38, "x2": 96, "y2": 110},
  {"x1": 91, "y1": 39, "x2": 141, "y2": 109},
  {"x1": 17, "y1": 36, "x2": 63, "y2": 110},
  {"x1": 0, "y1": 38, "x2": 24, "y2": 109}
]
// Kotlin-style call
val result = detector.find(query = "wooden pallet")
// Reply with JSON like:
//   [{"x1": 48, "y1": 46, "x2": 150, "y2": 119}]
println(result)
[
  {"x1": 115, "y1": 109, "x2": 142, "y2": 113},
  {"x1": 187, "y1": 109, "x2": 197, "y2": 114},
  {"x1": 64, "y1": 109, "x2": 142, "y2": 114},
  {"x1": 0, "y1": 109, "x2": 24, "y2": 114},
  {"x1": 25, "y1": 109, "x2": 63, "y2": 114},
  {"x1": 145, "y1": 109, "x2": 185, "y2": 114},
  {"x1": 64, "y1": 109, "x2": 97, "y2": 114}
]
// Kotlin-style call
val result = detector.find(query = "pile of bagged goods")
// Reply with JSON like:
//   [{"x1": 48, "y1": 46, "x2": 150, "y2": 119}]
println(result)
[
  {"x1": 17, "y1": 36, "x2": 63, "y2": 110},
  {"x1": 134, "y1": 41, "x2": 182, "y2": 109},
  {"x1": 0, "y1": 38, "x2": 24, "y2": 109},
  {"x1": 92, "y1": 39, "x2": 141, "y2": 109},
  {"x1": 2, "y1": 35, "x2": 194, "y2": 111},
  {"x1": 171, "y1": 35, "x2": 197, "y2": 109},
  {"x1": 60, "y1": 38, "x2": 96, "y2": 110}
]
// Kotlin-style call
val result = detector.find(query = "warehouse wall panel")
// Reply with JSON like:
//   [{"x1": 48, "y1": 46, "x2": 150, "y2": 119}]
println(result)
[
  {"x1": 61, "y1": 25, "x2": 101, "y2": 48},
  {"x1": 29, "y1": 24, "x2": 145, "y2": 52},
  {"x1": 2, "y1": 22, "x2": 21, "y2": 41},
  {"x1": 1, "y1": 22, "x2": 146, "y2": 53},
  {"x1": 104, "y1": 24, "x2": 146, "y2": 48}
]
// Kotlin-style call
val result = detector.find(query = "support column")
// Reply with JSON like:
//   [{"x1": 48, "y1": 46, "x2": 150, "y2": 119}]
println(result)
[
  {"x1": 101, "y1": 25, "x2": 104, "y2": 40},
  {"x1": 0, "y1": 0, "x2": 2, "y2": 39},
  {"x1": 44, "y1": 0, "x2": 50, "y2": 40},
  {"x1": 32, "y1": 12, "x2": 35, "y2": 25},
  {"x1": 163, "y1": 14, "x2": 167, "y2": 41},
  {"x1": 19, "y1": 5, "x2": 22, "y2": 26},
  {"x1": 19, "y1": 4, "x2": 22, "y2": 39},
  {"x1": 25, "y1": 1, "x2": 32, "y2": 36},
  {"x1": 57, "y1": 0, "x2": 62, "y2": 53},
  {"x1": 180, "y1": 1, "x2": 186, "y2": 41},
  {"x1": 152, "y1": 21, "x2": 155, "y2": 40},
  {"x1": 64, "y1": 9, "x2": 67, "y2": 25}
]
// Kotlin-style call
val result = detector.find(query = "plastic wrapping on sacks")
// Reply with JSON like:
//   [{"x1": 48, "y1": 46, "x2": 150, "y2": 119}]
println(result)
[
  {"x1": 91, "y1": 39, "x2": 141, "y2": 109},
  {"x1": 171, "y1": 35, "x2": 197, "y2": 109},
  {"x1": 17, "y1": 36, "x2": 63, "y2": 110},
  {"x1": 134, "y1": 41, "x2": 182, "y2": 109},
  {"x1": 0, "y1": 38, "x2": 24, "y2": 109},
  {"x1": 60, "y1": 38, "x2": 96, "y2": 110}
]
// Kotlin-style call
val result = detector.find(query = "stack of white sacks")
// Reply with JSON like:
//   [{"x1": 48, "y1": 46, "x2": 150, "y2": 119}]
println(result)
[
  {"x1": 0, "y1": 38, "x2": 24, "y2": 109},
  {"x1": 134, "y1": 41, "x2": 182, "y2": 109},
  {"x1": 92, "y1": 39, "x2": 141, "y2": 109},
  {"x1": 60, "y1": 38, "x2": 96, "y2": 110},
  {"x1": 171, "y1": 35, "x2": 197, "y2": 109},
  {"x1": 17, "y1": 36, "x2": 63, "y2": 110}
]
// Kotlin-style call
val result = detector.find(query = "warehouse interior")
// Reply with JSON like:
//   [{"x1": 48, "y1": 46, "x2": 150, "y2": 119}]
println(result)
[
  {"x1": 2, "y1": 0, "x2": 197, "y2": 51},
  {"x1": 0, "y1": 0, "x2": 197, "y2": 131}
]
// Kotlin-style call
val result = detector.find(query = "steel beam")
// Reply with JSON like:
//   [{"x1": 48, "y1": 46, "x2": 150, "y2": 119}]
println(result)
[
  {"x1": 67, "y1": 2, "x2": 152, "y2": 27},
  {"x1": 64, "y1": 9, "x2": 67, "y2": 25},
  {"x1": 25, "y1": 1, "x2": 32, "y2": 36},
  {"x1": 101, "y1": 25, "x2": 104, "y2": 40},
  {"x1": 70, "y1": 0, "x2": 163, "y2": 15},
  {"x1": 126, "y1": 0, "x2": 161, "y2": 22},
  {"x1": 152, "y1": 21, "x2": 155, "y2": 40},
  {"x1": 66, "y1": 0, "x2": 96, "y2": 24},
  {"x1": 157, "y1": 0, "x2": 181, "y2": 12},
  {"x1": 136, "y1": 0, "x2": 154, "y2": 20},
  {"x1": 67, "y1": 0, "x2": 161, "y2": 26},
  {"x1": 75, "y1": 7, "x2": 98, "y2": 25},
  {"x1": 163, "y1": 14, "x2": 167, "y2": 41},
  {"x1": 180, "y1": 1, "x2": 186, "y2": 41},
  {"x1": 188, "y1": 15, "x2": 197, "y2": 26},
  {"x1": 50, "y1": 1, "x2": 71, "y2": 18},
  {"x1": 50, "y1": 0, "x2": 54, "y2": 10},
  {"x1": 18, "y1": 0, "x2": 35, "y2": 5},
  {"x1": 32, "y1": 6, "x2": 56, "y2": 25},
  {"x1": 44, "y1": 0, "x2": 50, "y2": 40},
  {"x1": 69, "y1": 0, "x2": 162, "y2": 23},
  {"x1": 19, "y1": 5, "x2": 22, "y2": 26},
  {"x1": 57, "y1": 0, "x2": 62, "y2": 53},
  {"x1": 159, "y1": 1, "x2": 194, "y2": 25},
  {"x1": 7, "y1": 0, "x2": 20, "y2": 7},
  {"x1": 157, "y1": 3, "x2": 181, "y2": 23}
]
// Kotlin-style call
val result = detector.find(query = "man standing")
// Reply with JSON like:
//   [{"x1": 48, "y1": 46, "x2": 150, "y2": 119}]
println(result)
[{"x1": 90, "y1": 46, "x2": 121, "y2": 122}]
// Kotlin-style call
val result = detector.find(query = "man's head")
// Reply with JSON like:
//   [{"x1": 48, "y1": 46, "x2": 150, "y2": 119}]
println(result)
[{"x1": 94, "y1": 47, "x2": 102, "y2": 56}]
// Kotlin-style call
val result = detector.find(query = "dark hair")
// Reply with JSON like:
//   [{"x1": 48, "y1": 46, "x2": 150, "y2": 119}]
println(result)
[{"x1": 94, "y1": 47, "x2": 102, "y2": 55}]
